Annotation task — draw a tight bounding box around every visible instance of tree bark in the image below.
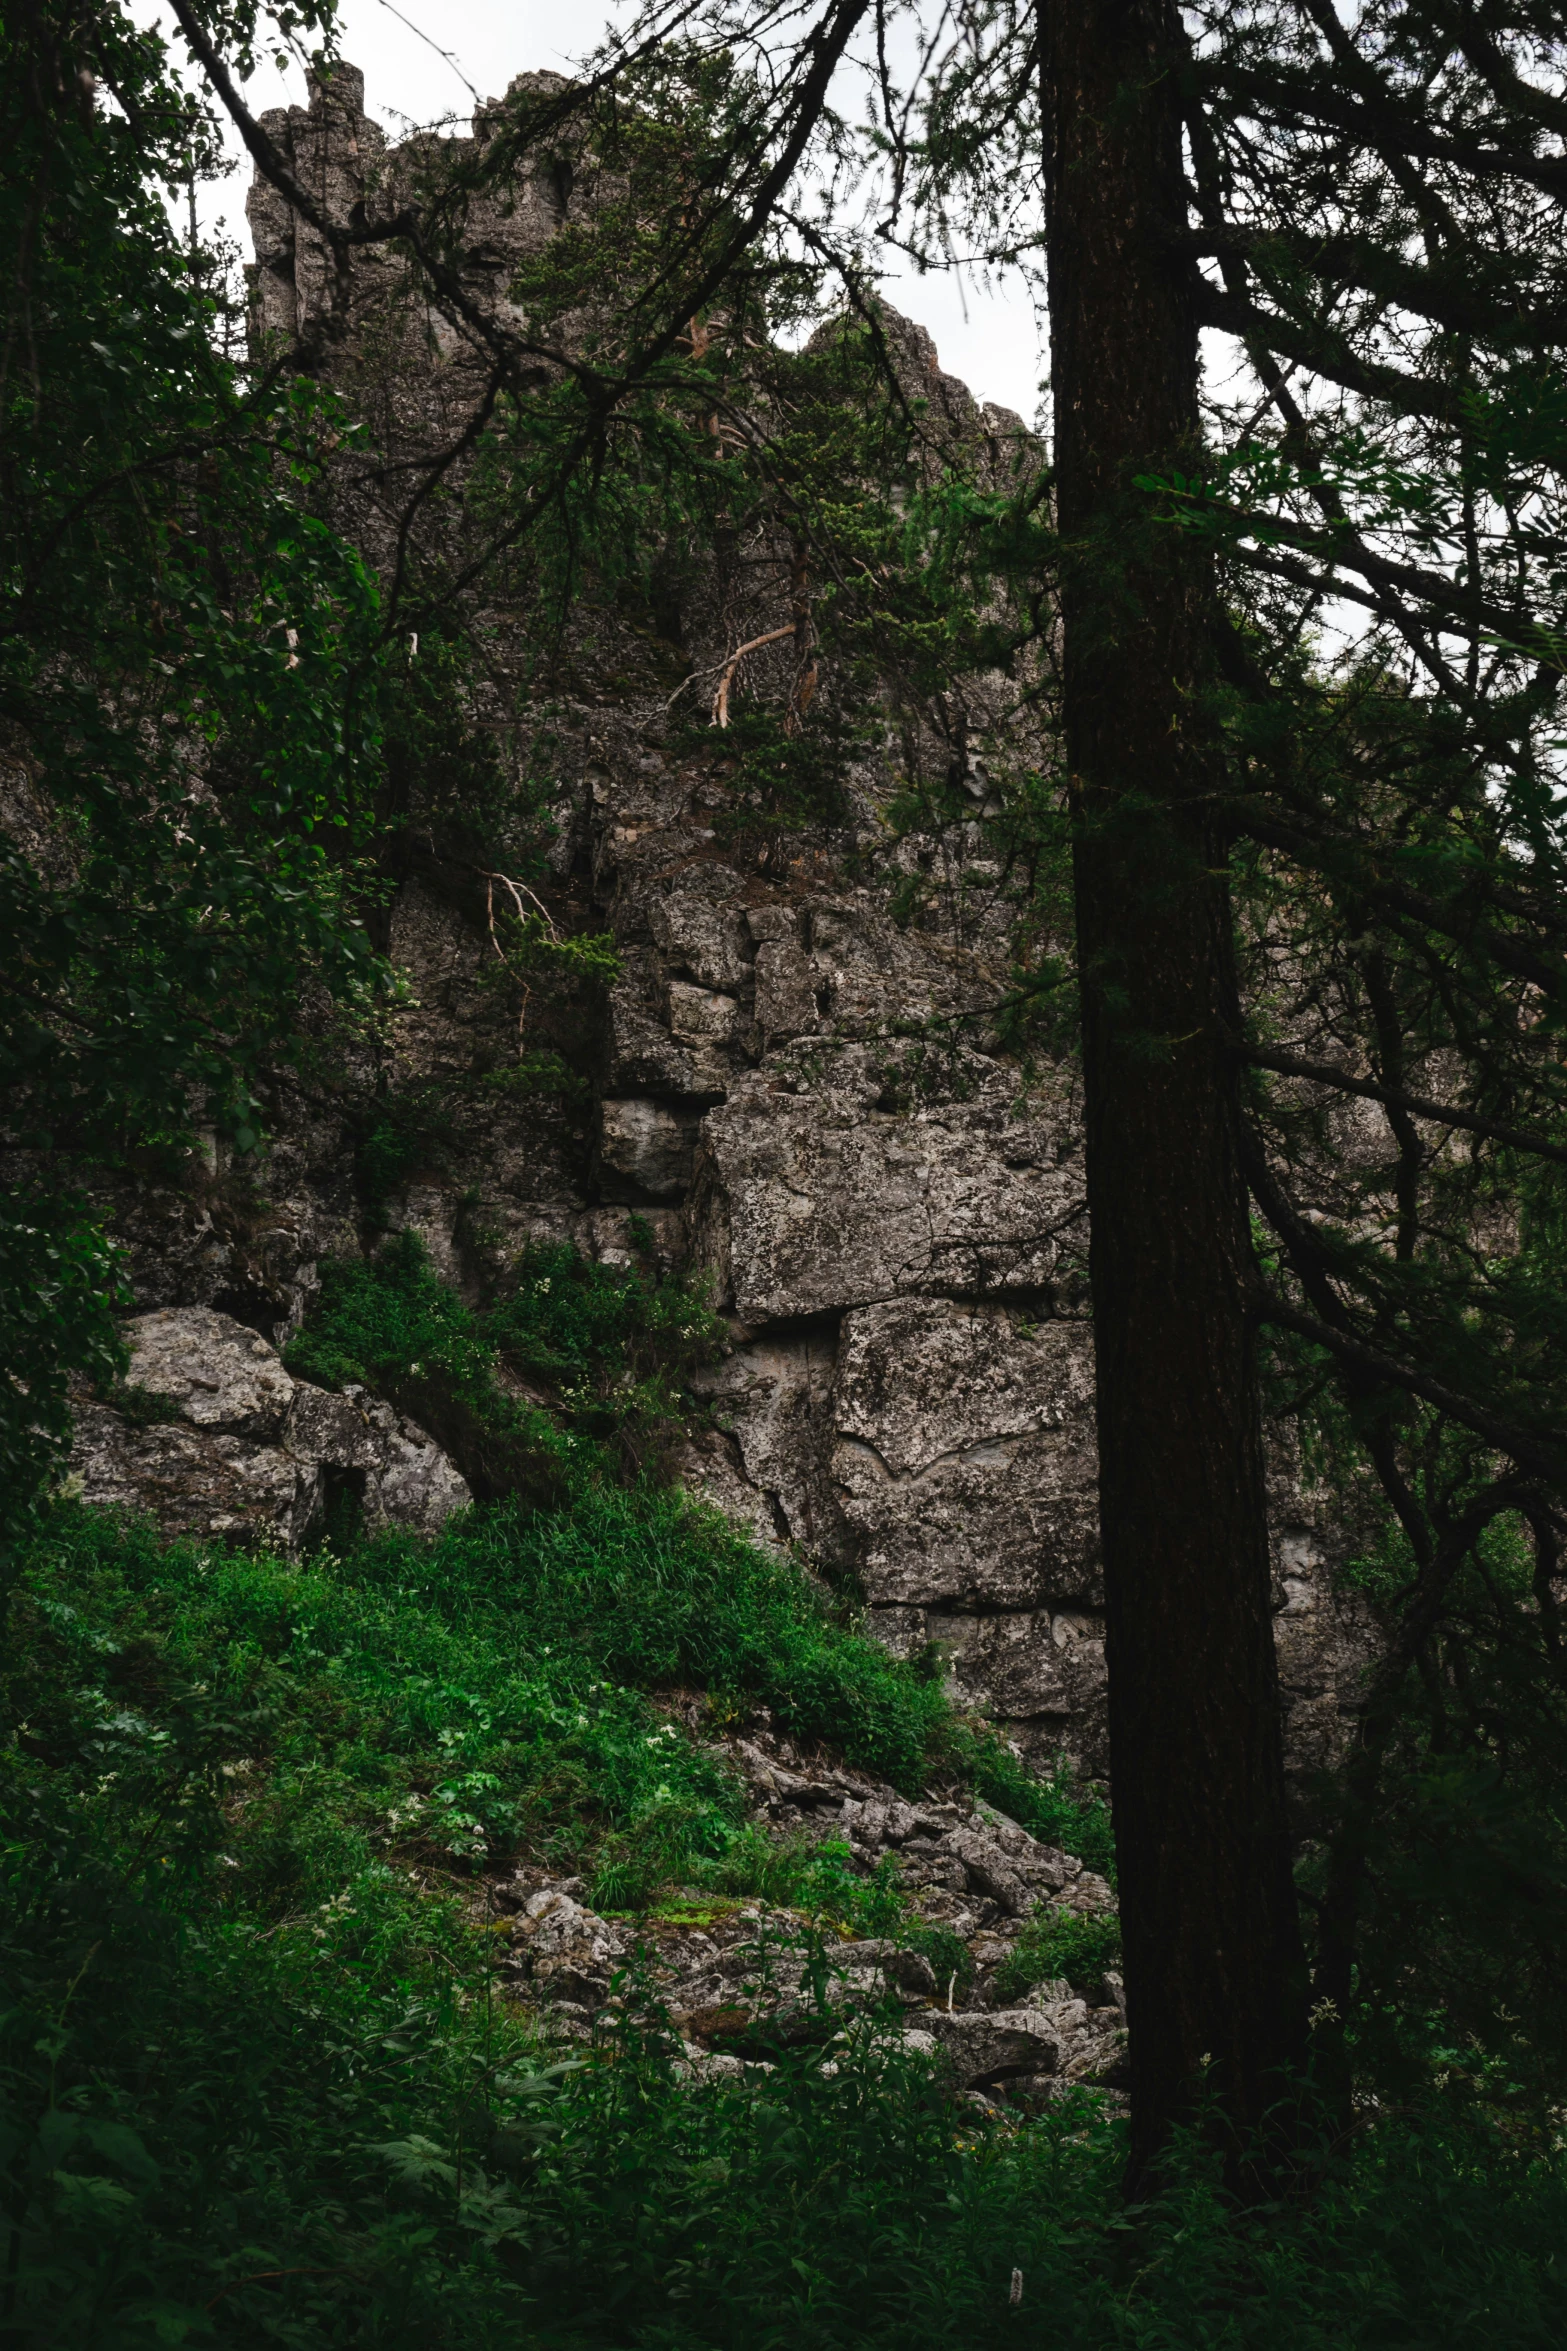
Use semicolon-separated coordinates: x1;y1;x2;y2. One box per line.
1037;0;1308;2187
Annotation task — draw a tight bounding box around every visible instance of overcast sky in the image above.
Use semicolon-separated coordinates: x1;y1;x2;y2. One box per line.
140;0;1048;424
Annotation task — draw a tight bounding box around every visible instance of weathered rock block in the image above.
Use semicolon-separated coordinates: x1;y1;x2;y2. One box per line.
693;1054;1084;1319
595;1098;701;1200
647;874;753;993
122;1305;295;1438
66;1307;469;1550
69;1404;322;1549
923;2006;1062;2084
833;1300;1099;1608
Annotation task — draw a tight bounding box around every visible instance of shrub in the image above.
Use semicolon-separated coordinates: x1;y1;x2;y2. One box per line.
993;1905;1123;2004
485;1230;727;1479
284;1232;571;1503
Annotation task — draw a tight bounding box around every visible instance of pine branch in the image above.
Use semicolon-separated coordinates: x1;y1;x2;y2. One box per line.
1182;224;1567;351
1230;803;1567;996
1257;1292;1567;1487
1240;1044;1567;1171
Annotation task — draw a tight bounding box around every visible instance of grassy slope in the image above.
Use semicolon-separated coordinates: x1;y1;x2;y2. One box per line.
3;1241;1565;2345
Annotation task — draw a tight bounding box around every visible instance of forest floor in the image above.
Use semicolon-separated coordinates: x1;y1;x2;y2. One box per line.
4;1497;1566;2348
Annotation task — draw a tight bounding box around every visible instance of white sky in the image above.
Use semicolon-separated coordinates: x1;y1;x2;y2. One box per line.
141;0;1049;425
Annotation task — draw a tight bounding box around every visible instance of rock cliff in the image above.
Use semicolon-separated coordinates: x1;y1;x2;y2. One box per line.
65;63;1370;1785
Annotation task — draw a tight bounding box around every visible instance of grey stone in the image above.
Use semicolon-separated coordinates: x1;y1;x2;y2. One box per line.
357;1403;472;1536
833;1302;1099;1609
745;904;802;947
692;1057;1085;1319
66;1307;468;1550
695;1323;846;1555
67;1401;322;1549
510;1890;626;2009
287;1381;384;1471
122;1305;295;1438
922;2006;1062;2085
647;877;752;992
603;990;696;1094
667;981;742;1044
595;1098;700;1200
837;1941;938;1996
753;938;818;1042
801;898;954;1036
942;1826;1031;1916
289;1383;469;1537
921;1610;1110;1772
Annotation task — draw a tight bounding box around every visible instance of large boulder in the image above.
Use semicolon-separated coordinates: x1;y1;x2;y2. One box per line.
66;1407;321;1550
67;1306;470;1549
120;1304;295;1438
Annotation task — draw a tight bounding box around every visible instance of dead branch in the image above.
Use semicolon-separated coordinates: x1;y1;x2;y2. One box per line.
711;625;795;726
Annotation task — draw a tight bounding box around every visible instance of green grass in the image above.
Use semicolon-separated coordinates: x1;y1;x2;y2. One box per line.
8;1241;1564;2344
278;1235;1113;1870
283;1229;730;1496
993;1906;1123;2004
5;1507;1567;2346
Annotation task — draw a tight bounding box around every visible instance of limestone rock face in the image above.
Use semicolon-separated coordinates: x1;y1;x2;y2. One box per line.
692;1053;1084;1321
832;1302;1099;1611
67;1307;470;1549
595;1098;700;1202
47;62;1376;1789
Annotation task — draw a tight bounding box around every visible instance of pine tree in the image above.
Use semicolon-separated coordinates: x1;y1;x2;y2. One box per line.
881;0;1567;2171
1030;0;1309;2190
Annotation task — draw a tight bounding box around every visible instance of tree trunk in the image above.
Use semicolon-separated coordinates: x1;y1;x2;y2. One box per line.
1037;0;1308;2188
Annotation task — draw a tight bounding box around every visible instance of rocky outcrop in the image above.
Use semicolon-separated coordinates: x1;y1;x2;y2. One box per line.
68;1306;469;1547
44;64;1375;1785
483;1721;1127;2106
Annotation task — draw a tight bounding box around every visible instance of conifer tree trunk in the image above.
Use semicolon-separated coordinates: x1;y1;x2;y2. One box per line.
1037;0;1307;2186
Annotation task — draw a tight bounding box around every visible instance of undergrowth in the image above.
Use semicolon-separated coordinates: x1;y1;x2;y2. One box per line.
285;1228;729;1494
993;1907;1123;2005
5;1507;1567;2346
7;1242;1563;2343
280;1236;1112;1865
